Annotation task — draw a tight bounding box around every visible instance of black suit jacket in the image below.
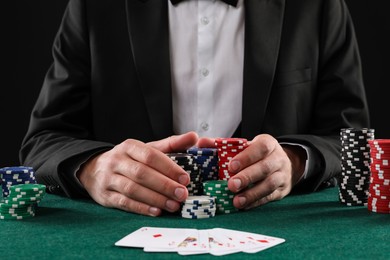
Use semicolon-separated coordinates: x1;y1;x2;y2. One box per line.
20;0;369;197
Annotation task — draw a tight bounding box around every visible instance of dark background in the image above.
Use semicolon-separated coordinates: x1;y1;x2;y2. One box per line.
1;0;389;167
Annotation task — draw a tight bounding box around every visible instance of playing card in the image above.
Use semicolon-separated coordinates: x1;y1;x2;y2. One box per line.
213;228;285;253
115;226;196;252
142;227;197;252
207;228;242;256
177;229;210;255
115;226;285;255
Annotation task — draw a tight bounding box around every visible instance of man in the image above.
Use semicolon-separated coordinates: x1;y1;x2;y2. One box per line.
20;0;369;216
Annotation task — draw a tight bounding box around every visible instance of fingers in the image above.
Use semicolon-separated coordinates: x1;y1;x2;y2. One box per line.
147;131;199;153
197;137;216;148
232;171;291;210
228;134;280;192
78;138;194;217
227;134;294;209
121;139;190;186
106;173;186;214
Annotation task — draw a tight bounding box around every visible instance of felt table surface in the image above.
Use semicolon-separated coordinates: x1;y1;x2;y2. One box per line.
1;187;389;260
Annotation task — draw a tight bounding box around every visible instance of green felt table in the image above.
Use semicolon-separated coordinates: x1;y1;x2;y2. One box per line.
1;187;389;259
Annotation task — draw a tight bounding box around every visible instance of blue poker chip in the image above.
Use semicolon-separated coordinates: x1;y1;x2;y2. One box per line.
187;147;218;156
0;166;34;175
1;166;37;198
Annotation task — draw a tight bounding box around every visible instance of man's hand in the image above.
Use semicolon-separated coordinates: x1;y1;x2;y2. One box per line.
224;134;307;209
77;132;199;216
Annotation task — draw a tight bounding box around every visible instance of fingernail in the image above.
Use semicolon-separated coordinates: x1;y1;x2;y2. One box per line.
174;187;186;200
238;196;247;207
149;207;160;216
232;178;242;190
166;200;179;211
178;174;189;185
230;160;241;172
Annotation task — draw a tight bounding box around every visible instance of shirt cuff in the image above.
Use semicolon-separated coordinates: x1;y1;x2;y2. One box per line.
280;142;310;183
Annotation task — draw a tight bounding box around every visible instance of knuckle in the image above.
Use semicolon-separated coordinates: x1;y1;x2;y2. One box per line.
122;181;137;196
122;138;136;147
161;178;173;192
134;201;145;214
141;148;156;165
266;174;279;191
117;196;129;210
131;163;147;180
260;160;273;175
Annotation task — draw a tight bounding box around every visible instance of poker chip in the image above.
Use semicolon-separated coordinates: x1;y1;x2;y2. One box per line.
0;183;46;220
215;138;248;180
339;128;374;206
367;139;390;214
181;195;216;219
186;147;219;182
203;180;238;214
0;166;37;197
166;153;203;196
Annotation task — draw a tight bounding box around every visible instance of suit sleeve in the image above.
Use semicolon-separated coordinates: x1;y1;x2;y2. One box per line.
19;0;113;198
278;0;370;192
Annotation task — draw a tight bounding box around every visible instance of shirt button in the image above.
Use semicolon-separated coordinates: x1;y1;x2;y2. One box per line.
201;122;209;131
201;68;209;77
200;16;210;25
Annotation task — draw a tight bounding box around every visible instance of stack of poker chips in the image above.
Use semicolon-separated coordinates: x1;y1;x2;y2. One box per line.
0;184;46;220
166;153;202;196
186;147;219;182
0;166;37;198
339;128;374;206
181;195;216;219
215;138;248;180
203;180;237;214
368;139;390;213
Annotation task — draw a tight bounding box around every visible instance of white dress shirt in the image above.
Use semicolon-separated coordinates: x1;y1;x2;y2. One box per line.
168;0;245;138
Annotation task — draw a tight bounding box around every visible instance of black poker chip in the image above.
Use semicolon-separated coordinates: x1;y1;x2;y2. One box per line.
339;128;374;206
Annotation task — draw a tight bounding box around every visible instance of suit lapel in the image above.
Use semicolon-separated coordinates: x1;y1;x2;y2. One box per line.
125;0;173;139
242;0;285;139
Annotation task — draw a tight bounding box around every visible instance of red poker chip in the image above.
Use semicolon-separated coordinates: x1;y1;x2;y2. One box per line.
370;177;390;182
370;155;390;161
367;207;390;214
368;194;390;200
369;186;390;194
367;202;390;209
371;157;390;163
368;202;390;207
370;172;390;178
370;161;390;168
369;193;390;200
215;137;248;143
368;202;390;208
369;139;390;145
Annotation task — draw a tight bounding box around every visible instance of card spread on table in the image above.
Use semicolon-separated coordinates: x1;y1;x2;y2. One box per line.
115;227;285;256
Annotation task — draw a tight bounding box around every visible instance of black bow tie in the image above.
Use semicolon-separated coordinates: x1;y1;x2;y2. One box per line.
170;0;238;7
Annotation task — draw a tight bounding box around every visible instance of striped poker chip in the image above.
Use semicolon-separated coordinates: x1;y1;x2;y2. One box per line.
187;147;218;156
0;182;46;221
181;195;216;219
181;213;214;219
215;138;248;180
1;166;37;197
339;128;374;206
166;153;202;196
186;147;219;182
202;180;237;214
184;195;215;205
367;139;390;213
